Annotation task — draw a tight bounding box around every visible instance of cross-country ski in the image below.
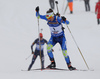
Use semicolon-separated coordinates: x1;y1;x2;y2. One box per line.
21;68;94;71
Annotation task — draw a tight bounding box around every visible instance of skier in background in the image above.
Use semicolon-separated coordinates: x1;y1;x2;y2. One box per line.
84;0;90;11
28;33;47;70
49;0;55;9
35;6;76;70
67;0;73;14
95;0;100;24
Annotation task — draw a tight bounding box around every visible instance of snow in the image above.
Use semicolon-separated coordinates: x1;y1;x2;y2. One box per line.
0;0;100;79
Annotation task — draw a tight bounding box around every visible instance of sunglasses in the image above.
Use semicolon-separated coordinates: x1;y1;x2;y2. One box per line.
46;15;53;19
46;12;54;19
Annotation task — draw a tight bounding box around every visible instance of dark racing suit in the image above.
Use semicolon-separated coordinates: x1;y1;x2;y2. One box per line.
28;38;47;70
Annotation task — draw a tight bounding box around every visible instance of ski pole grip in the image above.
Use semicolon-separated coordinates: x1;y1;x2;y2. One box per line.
55;1;58;4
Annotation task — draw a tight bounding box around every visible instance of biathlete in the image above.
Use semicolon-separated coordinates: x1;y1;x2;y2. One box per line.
35;6;76;70
28;33;47;70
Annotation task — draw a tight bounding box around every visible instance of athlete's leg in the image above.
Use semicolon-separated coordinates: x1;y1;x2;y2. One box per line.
60;36;71;65
40;51;44;69
68;2;73;13
28;50;38;70
47;36;56;68
47;36;56;61
60;36;76;70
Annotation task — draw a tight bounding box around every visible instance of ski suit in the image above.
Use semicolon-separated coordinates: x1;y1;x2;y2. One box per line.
95;1;100;24
36;12;71;66
95;1;100;19
28;38;47;70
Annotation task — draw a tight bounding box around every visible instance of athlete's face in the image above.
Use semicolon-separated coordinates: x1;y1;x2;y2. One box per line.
46;12;54;21
40;37;43;40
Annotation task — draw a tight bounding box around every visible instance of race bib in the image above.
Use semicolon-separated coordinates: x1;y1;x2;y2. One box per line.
36;45;44;50
49;25;62;34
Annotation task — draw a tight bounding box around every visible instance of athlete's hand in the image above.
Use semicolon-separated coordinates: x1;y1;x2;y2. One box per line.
32;52;34;54
35;6;39;12
61;16;66;21
52;49;54;52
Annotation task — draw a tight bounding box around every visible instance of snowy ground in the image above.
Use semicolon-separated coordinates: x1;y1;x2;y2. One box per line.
0;0;100;79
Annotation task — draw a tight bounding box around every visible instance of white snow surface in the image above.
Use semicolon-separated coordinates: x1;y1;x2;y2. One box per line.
0;0;100;79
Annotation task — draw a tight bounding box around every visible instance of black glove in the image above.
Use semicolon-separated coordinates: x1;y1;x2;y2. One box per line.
61;16;66;21
56;13;60;17
35;6;39;12
32;51;34;54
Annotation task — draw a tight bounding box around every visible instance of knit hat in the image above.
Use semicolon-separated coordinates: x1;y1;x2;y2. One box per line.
39;33;43;37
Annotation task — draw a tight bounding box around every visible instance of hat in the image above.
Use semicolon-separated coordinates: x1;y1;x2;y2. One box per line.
46;8;53;13
39;33;43;37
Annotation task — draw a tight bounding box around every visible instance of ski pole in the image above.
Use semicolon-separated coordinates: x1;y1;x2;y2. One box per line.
55;1;59;14
37;16;42;70
25;54;32;60
65;23;89;70
55;1;68;60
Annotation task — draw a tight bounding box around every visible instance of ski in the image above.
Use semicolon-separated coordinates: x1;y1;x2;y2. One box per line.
21;68;69;71
43;68;69;71
44;68;94;71
21;68;94;71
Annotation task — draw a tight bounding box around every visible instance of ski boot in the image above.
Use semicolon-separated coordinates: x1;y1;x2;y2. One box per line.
68;65;76;71
46;61;56;69
28;67;31;71
28;63;33;71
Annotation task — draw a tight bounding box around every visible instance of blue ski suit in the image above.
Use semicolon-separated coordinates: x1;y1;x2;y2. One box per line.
36;12;71;65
